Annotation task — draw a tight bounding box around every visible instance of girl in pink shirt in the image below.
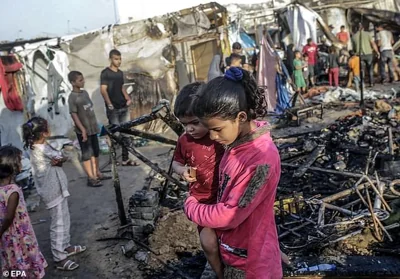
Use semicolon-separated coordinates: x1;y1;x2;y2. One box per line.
185;67;282;279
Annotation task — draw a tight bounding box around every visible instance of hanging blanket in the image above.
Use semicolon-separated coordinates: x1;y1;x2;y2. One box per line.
0;56;23;111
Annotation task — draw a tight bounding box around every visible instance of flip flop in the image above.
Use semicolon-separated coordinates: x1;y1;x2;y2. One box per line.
56;259;79;271
66;245;87;257
121;160;139;166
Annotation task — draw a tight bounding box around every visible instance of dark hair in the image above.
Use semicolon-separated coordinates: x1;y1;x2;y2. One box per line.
0;145;22;180
303;53;308;58
194;67;265;120
329;46;336;53
68;71;83;83
232;42;242;50
174;82;205;118
294;50;301;56
307;38;313;43
341;25;345;29
109;49;121;58
22;117;49;150
349;50;355;56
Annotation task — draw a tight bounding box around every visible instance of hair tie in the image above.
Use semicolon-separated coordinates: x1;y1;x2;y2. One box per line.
27;121;33;128
225;67;243;82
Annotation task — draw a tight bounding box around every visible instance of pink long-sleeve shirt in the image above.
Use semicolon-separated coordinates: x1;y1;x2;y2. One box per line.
185;121;282;279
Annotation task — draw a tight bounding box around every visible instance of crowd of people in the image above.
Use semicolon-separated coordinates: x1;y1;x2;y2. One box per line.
286;23;399;95
0;44;286;278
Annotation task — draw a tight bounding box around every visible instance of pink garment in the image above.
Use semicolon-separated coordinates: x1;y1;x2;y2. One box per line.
0;184;47;278
329;68;339;87
185;121;282;279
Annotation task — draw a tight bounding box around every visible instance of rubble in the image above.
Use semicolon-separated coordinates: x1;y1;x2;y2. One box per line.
278;105;400;276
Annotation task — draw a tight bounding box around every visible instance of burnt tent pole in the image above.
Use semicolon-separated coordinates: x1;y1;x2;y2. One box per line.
359;14;365;111
108;137;128;226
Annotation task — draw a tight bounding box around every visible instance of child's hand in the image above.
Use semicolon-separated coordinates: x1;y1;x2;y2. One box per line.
181;168;197;183
51;158;63;167
82;130;88;142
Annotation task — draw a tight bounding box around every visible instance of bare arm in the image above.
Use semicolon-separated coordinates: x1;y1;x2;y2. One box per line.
122;86;130;102
100;85;113;106
0;192;19;237
71;113;86;135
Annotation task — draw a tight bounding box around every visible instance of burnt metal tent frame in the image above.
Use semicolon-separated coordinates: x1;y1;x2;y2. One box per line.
103;100;186;225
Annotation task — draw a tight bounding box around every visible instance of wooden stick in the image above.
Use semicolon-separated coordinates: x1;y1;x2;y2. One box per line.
365;186;383;241
363;175;391;212
322;183;368;203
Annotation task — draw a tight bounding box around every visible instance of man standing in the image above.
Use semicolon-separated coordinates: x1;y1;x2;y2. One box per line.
302;38;318;87
100;49;138;166
225;42;249;70
352;24;380;87
376;24;395;83
336;25;350;47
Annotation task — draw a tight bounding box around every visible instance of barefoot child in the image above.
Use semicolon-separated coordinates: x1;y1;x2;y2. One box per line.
185;67;282;278
22;117;86;271
68;71;110;187
0;145;48;278
172;82;225;279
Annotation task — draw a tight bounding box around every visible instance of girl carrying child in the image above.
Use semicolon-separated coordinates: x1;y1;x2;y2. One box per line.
22;117;86;271
185;67;282;279
0;145;47;278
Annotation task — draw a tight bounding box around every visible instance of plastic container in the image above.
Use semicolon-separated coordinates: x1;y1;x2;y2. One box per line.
297;264;336;273
99;137;110;155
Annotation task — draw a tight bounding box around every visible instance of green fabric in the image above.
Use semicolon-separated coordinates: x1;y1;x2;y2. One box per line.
293;59;306;88
353;31;373;55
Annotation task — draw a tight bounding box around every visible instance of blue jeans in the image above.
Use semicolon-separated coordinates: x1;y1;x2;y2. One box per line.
380;50;395;81
106;107;130;161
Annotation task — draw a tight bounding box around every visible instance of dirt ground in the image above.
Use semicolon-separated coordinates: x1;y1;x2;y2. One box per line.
28;143;172;279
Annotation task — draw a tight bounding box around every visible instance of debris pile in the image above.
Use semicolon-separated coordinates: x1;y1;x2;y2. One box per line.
277;107;400;276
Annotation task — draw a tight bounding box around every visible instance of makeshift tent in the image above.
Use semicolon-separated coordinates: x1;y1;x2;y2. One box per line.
8;2;228;136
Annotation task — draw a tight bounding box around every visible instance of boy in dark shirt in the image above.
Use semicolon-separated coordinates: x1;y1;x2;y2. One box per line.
68;71;110;187
172;82;225;279
100;49;137;166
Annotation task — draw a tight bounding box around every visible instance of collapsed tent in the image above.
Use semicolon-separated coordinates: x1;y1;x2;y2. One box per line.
347;8;400;33
4;3;228;136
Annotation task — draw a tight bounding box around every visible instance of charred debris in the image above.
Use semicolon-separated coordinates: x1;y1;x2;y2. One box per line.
276;99;400;277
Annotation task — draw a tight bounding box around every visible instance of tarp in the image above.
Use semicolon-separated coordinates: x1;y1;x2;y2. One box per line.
257;36;277;112
285;5;318;51
347;8;400;33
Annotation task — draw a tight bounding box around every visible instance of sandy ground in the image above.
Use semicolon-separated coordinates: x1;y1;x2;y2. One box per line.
28;143;173;279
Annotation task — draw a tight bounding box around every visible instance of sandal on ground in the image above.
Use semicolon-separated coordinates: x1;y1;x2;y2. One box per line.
56;259;79;271
121;160;139;166
97;173;112;180
87;179;102;187
66;245;87;257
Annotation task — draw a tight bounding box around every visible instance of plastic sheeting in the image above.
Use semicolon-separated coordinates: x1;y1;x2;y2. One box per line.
228;24;256;57
275;62;292;114
257;36;277;112
286;5;318;51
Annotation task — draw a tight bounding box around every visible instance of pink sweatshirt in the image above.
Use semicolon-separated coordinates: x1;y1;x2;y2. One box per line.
185;121;282;279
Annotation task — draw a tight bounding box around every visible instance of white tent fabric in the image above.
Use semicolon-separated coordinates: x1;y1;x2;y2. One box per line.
286;5;318;50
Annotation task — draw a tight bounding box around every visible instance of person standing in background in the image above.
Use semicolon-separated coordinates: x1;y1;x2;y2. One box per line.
376;24;395;84
336;25;350;49
302;38;318;87
100;49;138;167
327;46;340;87
352;24;380;87
225;42;248;71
